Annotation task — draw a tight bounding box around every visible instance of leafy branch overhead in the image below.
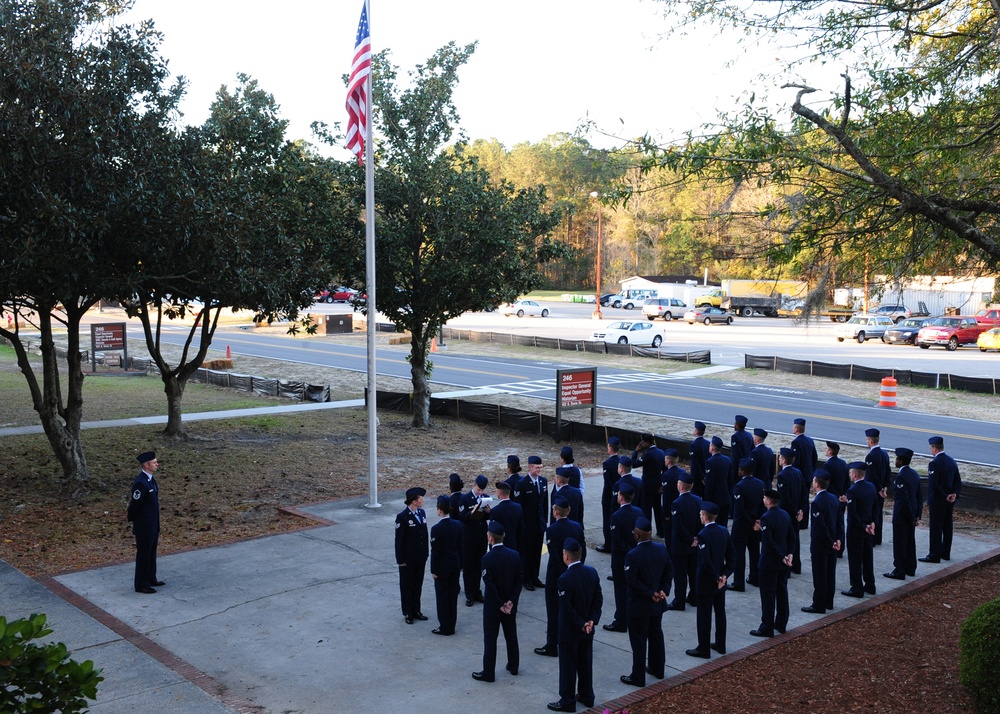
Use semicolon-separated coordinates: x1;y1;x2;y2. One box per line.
637;0;1000;283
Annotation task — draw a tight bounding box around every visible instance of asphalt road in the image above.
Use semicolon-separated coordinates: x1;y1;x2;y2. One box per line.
126;313;1000;467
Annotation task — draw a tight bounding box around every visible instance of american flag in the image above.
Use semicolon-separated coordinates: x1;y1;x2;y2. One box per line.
345;2;371;165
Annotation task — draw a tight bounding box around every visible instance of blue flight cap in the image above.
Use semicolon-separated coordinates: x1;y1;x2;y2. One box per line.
711;436;724;448
702;501;719;515
634;516;652;532
563;537;582;554
928;436;944;447
753;428;768;439
475;474;489;489
848;461;867;471
487;521;505;536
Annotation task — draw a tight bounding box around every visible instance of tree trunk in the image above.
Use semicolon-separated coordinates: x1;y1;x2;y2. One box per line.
0;304;93;483
162;374;187;437
409;327;432;427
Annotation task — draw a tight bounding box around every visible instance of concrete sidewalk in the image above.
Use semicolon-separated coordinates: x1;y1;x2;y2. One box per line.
3;472;996;713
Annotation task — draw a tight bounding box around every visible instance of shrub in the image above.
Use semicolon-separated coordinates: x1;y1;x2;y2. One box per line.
0;613;103;713
959;595;1000;713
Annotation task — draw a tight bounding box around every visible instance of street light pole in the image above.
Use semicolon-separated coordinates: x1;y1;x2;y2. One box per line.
590;191;603;320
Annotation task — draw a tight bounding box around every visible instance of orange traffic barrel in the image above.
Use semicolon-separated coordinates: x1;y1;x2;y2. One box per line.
878;376;897;408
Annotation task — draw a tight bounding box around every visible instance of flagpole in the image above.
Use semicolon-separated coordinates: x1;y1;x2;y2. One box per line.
363;0;380;509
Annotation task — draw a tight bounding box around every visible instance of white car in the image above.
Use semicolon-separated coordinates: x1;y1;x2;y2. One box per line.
834;314;894;343
502;299;549;317
592;320;667;348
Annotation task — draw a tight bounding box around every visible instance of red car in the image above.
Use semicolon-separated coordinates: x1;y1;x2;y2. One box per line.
974;308;1000;328
915;316;985;351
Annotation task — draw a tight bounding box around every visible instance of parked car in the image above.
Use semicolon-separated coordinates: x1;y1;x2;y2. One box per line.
683;306;733;325
643;297;687;321
871;304;913;323
599;293;617;307
330;287;357;302
978;327;1000;352
314;286;334;303
592;320;668;347
974;308;1000;328
882;316;936;345
916;316;985;350
502;299;549;318
834;314;894;343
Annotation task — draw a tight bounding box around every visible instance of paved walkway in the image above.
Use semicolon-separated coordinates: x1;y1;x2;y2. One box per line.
5;474;998;713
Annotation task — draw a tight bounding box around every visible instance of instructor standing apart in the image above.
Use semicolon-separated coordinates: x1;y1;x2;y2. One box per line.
128;451;163;594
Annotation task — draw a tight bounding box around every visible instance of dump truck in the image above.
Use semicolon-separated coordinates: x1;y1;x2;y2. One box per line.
695;280;809;317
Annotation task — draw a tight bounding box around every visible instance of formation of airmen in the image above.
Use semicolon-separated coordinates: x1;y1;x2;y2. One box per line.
393;420;962;712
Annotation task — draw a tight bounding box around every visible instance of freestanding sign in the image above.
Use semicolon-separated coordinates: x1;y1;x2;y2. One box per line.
555;368;597;441
90;323;128;372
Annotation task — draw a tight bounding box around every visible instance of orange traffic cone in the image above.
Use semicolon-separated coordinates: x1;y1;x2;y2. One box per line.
430;339;437;353
226;345;232;359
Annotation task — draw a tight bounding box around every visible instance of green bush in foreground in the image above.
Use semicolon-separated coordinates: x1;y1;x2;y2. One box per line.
0;614;103;713
960;594;1000;713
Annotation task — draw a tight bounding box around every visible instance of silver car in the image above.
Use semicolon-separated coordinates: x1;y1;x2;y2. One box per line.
834;314;894;343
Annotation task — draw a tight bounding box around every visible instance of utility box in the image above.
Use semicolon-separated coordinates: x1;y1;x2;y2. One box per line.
325;314;353;334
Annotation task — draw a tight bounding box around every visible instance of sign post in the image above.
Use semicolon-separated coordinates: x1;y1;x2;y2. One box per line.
90;323;128;372
555;368;597;441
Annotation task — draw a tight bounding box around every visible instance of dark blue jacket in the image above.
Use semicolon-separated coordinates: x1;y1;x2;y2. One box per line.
670;492;703;555
927;452;961;507
624;540;672;616
613;473;644;512
632;445;665;492
689;436;710;489
704;453;733;508
865;446;891;492
824;456;850;497
758;506;793;572
489;498;524;553
482;543;523;615
602;454;621;509
892;465;924;523
513;475;548;533
545;517;586;585
846;479;877;532
557;562;602;643
395;506;429;565
732;476;766;531
611;504;643;570
551;484;584;526
776;466;803;522
430;516;463;575
810;489;840;553
127;472;160;535
750;443;775;486
696;522;735;584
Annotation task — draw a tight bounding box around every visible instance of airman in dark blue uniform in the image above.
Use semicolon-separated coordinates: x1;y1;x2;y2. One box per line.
885;447;923;579
536;496;586;658
430;494;464;635
751;489;794;637
457;475;491;606
730;415;754;499
548;538;602;713
659;448;682;549
598;437;622;552
559;445;584;493
621;517;672;687
551;467;584;528
503;454;522;489
395;486;429;624
686;502;735;659
705;436;733;528
127;451;162;594
473;521;523;683
606;480;641;632
791;418;818;530
668;471;702;611
864;428;891;545
842;462;877;598
803;473;841;614
632;433;665;537
921;435;961;563
689;421;710;497
750;427;775;487
776;447;804;574
729;458;765;592
823;441;850;559
489;481;524;555
615;454;644;512
514;455;548;589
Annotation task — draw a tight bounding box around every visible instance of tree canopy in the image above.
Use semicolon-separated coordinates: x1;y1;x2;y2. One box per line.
639;0;1000;293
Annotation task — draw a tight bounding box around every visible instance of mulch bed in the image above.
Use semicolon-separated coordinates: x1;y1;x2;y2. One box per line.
626;558;1000;714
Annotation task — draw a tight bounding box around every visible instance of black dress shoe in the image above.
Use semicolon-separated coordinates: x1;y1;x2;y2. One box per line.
547;701;576;712
413;612;429;620
432;628;452;635
646;666;664;678
533;579;545;588
710;642;726;654
607;575;614;581
602;623;627;632
750;628;773;637
577;695;595;708
941;555;951;561
726;584;745;592
506;664;518;676
534;646;558;657
471;671;494;683
747;579;759;587
801;605;826;614
405;615;414;624
135;587;156;594
841;589;864;598
150;580;165;587
666;602;685;611
620;674;645;687
686;596;697;606
685;648;710;659
466;599;474;607
775;625;786;634
906;571;916;577
594;545;610;553
474;593;486;603
524;583;535;592
883;571;905;580
864;586;877;595
918;555;941;563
